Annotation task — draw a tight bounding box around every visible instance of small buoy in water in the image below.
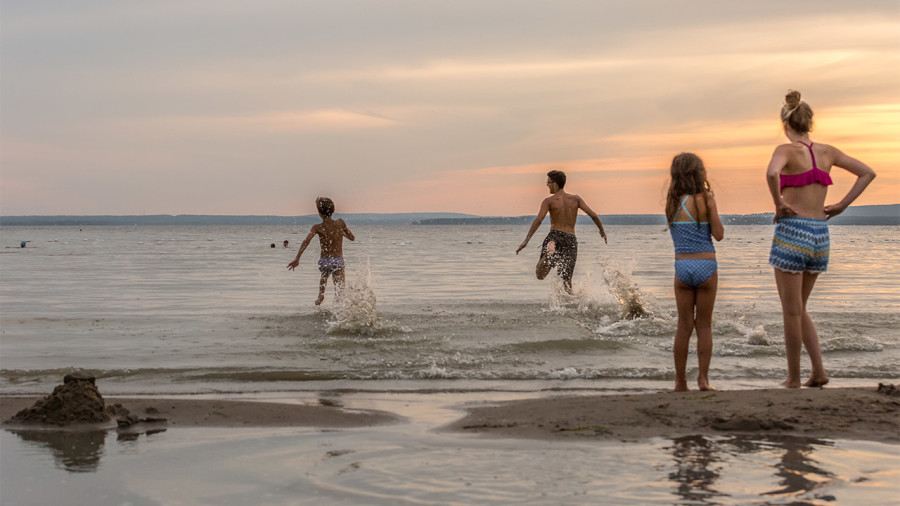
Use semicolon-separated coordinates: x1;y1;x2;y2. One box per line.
20;241;27;248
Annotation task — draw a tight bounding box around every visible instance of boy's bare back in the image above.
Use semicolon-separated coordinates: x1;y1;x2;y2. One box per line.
312;218;352;258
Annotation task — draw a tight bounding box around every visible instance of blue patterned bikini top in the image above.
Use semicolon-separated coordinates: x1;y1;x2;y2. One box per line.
670;195;715;254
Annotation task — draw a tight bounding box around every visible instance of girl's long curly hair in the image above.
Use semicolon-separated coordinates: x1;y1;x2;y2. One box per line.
665;153;711;228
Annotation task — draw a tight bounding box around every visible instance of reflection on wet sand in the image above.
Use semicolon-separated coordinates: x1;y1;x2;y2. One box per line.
9;430;107;473
667;435;837;504
668;435;727;503
9;426;166;473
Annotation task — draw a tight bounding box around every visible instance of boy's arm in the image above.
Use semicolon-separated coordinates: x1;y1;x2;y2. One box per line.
577;196;607;244
340;219;355;241
516;199;550;254
287;227;317;271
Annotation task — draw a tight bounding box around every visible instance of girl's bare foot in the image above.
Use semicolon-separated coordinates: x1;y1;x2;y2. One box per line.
780;379;801;388
804;376;829;387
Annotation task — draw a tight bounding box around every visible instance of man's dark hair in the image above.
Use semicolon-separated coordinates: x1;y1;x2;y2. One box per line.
316;197;335;217
547;170;566;189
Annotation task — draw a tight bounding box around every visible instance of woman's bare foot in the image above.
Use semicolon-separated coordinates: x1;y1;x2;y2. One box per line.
780;379;801;388
674;381;689;392
804;376;829;387
698;382;716;392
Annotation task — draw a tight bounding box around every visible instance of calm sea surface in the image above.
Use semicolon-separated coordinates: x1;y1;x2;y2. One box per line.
1;224;898;505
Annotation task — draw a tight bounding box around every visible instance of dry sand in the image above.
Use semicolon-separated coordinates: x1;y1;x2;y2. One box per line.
1;396;402;429
444;386;900;443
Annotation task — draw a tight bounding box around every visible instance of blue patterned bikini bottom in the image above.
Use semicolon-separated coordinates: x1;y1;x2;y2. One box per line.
674;259;717;287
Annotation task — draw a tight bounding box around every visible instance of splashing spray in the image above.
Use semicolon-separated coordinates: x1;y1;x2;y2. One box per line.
600;260;651;319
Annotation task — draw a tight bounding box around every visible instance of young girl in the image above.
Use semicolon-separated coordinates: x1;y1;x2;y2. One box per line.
666;153;724;391
766;90;876;388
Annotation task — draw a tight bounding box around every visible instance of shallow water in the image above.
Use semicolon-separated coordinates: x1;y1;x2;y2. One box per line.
1;225;897;395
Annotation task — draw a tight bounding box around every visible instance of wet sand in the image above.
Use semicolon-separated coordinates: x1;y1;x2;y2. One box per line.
444;386;900;443
3;387;898;443
0;396;403;429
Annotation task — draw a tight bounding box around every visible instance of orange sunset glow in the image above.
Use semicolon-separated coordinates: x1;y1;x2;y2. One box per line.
1;2;897;216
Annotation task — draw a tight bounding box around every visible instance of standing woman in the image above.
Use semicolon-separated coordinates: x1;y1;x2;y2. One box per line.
666;153;724;392
766;90;876;388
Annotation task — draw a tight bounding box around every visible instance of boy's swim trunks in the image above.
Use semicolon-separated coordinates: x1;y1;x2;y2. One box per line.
318;256;345;275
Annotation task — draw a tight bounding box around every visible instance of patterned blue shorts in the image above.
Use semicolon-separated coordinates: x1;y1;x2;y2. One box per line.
769;217;829;273
318;256;345;275
674;259;717;287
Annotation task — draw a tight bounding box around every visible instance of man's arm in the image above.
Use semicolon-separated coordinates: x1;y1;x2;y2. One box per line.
287;226;318;271
577;196;607;244
516;199;550;254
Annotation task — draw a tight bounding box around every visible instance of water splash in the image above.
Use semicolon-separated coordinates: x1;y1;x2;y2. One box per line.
599;260;651;319
325;260;380;334
547;271;595;312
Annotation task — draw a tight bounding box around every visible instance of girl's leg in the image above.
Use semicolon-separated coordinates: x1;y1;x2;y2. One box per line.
800;272;828;386
694;271;718;391
774;269;804;387
673;278;697;392
315;273;328;306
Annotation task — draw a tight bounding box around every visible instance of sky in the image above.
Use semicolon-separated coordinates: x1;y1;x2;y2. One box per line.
1;0;898;216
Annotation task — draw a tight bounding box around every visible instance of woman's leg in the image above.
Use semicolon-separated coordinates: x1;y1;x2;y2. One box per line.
800;272;828;386
774;269;804;387
694;271;718;391
673;277;696;392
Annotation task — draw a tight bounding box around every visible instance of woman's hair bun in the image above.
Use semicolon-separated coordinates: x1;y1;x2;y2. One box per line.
785;90;802;108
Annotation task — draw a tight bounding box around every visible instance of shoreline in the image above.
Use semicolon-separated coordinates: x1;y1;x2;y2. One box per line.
2;386;898;443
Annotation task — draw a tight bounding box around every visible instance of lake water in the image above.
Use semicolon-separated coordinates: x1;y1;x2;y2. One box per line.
1;224;898;504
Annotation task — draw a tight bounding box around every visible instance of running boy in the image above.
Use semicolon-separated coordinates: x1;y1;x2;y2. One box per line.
287;197;355;305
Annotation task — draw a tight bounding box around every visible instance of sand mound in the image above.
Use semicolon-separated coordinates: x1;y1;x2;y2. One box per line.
8;373;111;426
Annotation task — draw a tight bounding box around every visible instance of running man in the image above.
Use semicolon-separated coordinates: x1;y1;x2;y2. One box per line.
516;170;607;292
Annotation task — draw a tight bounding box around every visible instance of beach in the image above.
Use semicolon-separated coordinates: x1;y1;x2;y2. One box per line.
3;386;899;504
4;385;898;439
445;386;900;443
2;224;898;504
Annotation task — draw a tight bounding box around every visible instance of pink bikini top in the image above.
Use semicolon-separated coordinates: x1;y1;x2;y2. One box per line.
780;141;833;191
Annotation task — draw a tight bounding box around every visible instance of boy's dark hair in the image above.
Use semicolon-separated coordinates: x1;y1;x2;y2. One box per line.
547;170;566;189
316;197;335;217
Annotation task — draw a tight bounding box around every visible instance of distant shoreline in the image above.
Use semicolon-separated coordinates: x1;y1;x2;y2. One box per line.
1;204;897;226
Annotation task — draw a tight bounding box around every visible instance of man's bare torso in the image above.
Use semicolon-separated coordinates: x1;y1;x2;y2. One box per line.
546;192;581;234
